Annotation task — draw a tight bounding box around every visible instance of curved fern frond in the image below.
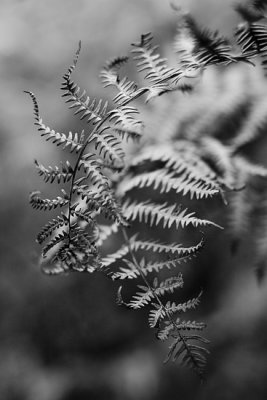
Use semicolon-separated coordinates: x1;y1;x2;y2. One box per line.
165;291;203;315
25;91;84;153
91;129;125;168
128;275;185;310
131;32;181;85
109;106;143;138
61;50;109;124
100;56;146;105
118;169;219;200
111;242;204;280
29;191;69;211
34;160;74;184
42;230;69;257
78;153;110;189
72;185;125;224
122;200;221;229
36;214;69;244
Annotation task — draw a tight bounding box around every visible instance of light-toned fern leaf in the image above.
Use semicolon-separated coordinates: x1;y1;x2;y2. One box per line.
132;237;204;256
148;305;165;328
91;128;125;168
131;32;181;85
165;291;203;315
111;242;203;280
78;153;110;189
109;106;143;139
100;56;146;105
153;274;184;296
122;200;221;229
118;169;219;200
129;284;155;309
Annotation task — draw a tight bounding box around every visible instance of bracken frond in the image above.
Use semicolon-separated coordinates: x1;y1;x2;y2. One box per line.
36;213;69;244
122;200;221;229
29;191;69;211
34;160;74;184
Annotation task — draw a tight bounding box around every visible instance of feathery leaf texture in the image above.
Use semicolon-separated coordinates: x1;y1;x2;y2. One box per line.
26;4;267;378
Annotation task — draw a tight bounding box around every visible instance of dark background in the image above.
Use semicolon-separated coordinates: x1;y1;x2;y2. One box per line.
1;0;267;399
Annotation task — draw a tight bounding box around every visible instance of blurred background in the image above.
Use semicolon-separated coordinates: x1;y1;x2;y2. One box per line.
2;0;267;399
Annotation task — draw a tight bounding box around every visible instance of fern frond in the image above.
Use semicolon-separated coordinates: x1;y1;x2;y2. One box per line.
174;13;235;69
91;129;125;168
111;243;203;280
25;91;84;153
100;57;146;105
29;191;69;211
109;106;143;138
132;237;204;256
130;143;221;188
72;185;125;224
153;274;184;296
122;200;221;229
175;320;207;331
148;305;165;328
78;153;110;189
100;56;129;87
118;169;219;200
129;284;155;309
42;230;69;257
165;291;203;315
156;322;175;341
165;334;209;377
36;214;69;244
235;21;267;70
131;32;181;85
34;160;74;184
69;204;96;225
61;53;109;124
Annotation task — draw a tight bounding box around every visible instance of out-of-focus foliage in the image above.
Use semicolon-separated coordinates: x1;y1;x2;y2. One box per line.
2;0;267;399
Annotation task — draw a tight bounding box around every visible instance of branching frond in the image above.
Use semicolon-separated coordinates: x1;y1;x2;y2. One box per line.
122;200;221;229
25;91;84;153
165;291;203;315
29;191;69;211
34;160;74;184
131;32;181;86
118;168;219;200
100;56;146;105
36;214;69;244
91;129;125;168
